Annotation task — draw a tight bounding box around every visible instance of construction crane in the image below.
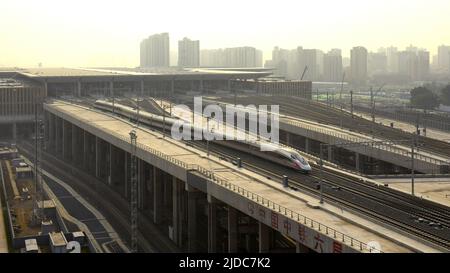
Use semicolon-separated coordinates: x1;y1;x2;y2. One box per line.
300;66;308;81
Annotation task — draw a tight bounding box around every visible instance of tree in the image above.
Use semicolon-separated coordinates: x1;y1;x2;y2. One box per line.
440;84;450;106
410;87;439;110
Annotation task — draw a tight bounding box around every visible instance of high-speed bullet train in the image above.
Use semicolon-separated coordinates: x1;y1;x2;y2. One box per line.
94;100;312;174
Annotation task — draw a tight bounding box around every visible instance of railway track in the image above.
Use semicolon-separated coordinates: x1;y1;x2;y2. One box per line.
183;140;450;251
51;98;450;250
214;95;450;159
17;141;178;253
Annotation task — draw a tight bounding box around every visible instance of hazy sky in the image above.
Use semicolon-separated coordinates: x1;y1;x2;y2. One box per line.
1;0;450;67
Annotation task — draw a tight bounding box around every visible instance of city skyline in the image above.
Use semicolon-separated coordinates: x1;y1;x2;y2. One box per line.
1;0;450;67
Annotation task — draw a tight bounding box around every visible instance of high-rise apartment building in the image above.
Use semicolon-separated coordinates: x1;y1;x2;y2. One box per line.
223;47;258;67
140;33;170;67
323;49;343;82
398;51;416;80
417;50;430;80
368;52;387;75
178;37;200;67
256;50;263;67
350;46;368;86
301;49;318;81
397;49;429;81
200;47;262;68
271;47;291;78
386;46;399;73
200;49;225;67
438;45;450;72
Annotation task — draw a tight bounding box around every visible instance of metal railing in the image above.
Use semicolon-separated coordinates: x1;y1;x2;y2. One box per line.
48;100;382;253
283;119;448;166
111;128;380;253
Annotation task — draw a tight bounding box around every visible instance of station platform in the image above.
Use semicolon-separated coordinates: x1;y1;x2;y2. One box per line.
45;100;444;252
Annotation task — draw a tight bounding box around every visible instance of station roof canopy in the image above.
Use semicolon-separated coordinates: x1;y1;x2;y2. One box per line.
13;67;273;83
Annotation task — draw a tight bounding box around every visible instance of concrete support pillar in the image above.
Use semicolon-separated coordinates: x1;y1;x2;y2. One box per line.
187;184;200;252
258;222;270;253
228;206;238;253
48;114;54;151
55;117;60;155
199;79;204;93
172;177;181;246
54;116;59;153
83;130;88;171
255;79;260;94
74;126;83;166
108;144;113;186
62;120;67;159
50;115;55;151
44;80;48;97
12;123;17;140
77;80;82;97
227;79;232;91
124;153;129;199
207;194;218;253
163;174;170;208
153;166;163;224
355;153;361;172
305;138;310;153
109;80;114;97
327;145;332;162
44;113;49;150
71;125;76;164
296;241;309;253
285;132;290;145
95;137;99;178
137;159;145;209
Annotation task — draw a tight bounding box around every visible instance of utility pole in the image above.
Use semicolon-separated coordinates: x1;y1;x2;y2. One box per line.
163;105;166;138
411;137;415;196
326;92;329;107
350;90;354;118
339;72;345;111
111;78;115;115
136;98;140;127
33;103;40;222
206;117;211;157
370;87;375;138
33;100;45;223
370;86;375;123
233;80;237;106
129;130;138;253
39;121;45;221
415;112;420;135
423;109;427;137
319;144;324;204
